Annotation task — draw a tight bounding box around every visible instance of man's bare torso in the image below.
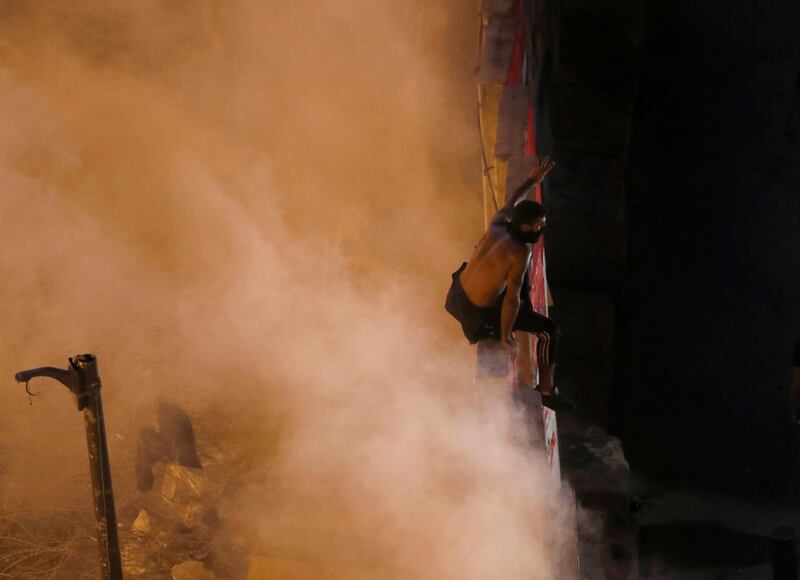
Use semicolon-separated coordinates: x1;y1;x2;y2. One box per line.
460;223;531;307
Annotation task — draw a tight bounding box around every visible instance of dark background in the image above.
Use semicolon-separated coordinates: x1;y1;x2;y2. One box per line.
619;0;800;492
546;0;800;494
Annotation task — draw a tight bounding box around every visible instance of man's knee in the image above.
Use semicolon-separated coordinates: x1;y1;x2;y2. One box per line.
540;316;560;339
536;318;561;360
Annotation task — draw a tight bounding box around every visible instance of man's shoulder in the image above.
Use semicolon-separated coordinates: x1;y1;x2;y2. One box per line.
486;222;508;237
488;224;521;246
484;226;530;262
506;238;531;258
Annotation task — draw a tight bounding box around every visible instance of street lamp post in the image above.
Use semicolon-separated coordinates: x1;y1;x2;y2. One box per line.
14;354;123;580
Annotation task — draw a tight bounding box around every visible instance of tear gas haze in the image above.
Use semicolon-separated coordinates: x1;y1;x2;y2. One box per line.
0;1;573;577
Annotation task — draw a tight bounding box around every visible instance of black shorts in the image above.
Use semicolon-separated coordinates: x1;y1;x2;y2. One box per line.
445;262;560;362
445;262;504;343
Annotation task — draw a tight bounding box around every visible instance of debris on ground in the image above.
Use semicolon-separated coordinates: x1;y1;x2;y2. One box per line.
171;559;218;580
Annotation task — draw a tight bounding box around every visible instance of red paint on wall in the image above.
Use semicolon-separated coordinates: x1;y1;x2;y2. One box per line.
506;1;526;85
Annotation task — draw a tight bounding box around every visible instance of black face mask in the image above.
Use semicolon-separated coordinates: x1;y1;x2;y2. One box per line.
507;222;545;244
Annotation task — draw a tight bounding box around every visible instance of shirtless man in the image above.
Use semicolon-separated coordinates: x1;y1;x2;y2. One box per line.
446;156;564;405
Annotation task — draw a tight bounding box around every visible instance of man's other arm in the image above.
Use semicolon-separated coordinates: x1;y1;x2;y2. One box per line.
500;250;531;353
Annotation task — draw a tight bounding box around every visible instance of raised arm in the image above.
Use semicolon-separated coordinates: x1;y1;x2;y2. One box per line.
490;156;555;226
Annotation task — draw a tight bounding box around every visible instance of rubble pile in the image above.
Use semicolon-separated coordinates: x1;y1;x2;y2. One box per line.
120;403;250;579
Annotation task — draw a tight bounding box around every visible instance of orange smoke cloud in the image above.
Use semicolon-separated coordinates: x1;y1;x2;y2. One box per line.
0;1;573;578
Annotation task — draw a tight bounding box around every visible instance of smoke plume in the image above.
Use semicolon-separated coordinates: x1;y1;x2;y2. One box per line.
0;1;573;577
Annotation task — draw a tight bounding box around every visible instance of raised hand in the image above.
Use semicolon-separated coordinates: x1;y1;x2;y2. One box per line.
528;155;555;183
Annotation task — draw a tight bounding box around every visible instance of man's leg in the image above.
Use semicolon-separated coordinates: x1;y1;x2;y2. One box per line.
514;332;535;388
513;307;560;395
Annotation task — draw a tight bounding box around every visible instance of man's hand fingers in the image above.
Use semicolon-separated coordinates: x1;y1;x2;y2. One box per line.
532;156;555;179
502;337;519;359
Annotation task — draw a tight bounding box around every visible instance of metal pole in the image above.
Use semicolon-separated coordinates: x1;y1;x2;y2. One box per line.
14;354;123;580
76;355;123;580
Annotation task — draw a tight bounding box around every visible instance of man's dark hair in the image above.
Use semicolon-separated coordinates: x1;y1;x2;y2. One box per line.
510;200;546;228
